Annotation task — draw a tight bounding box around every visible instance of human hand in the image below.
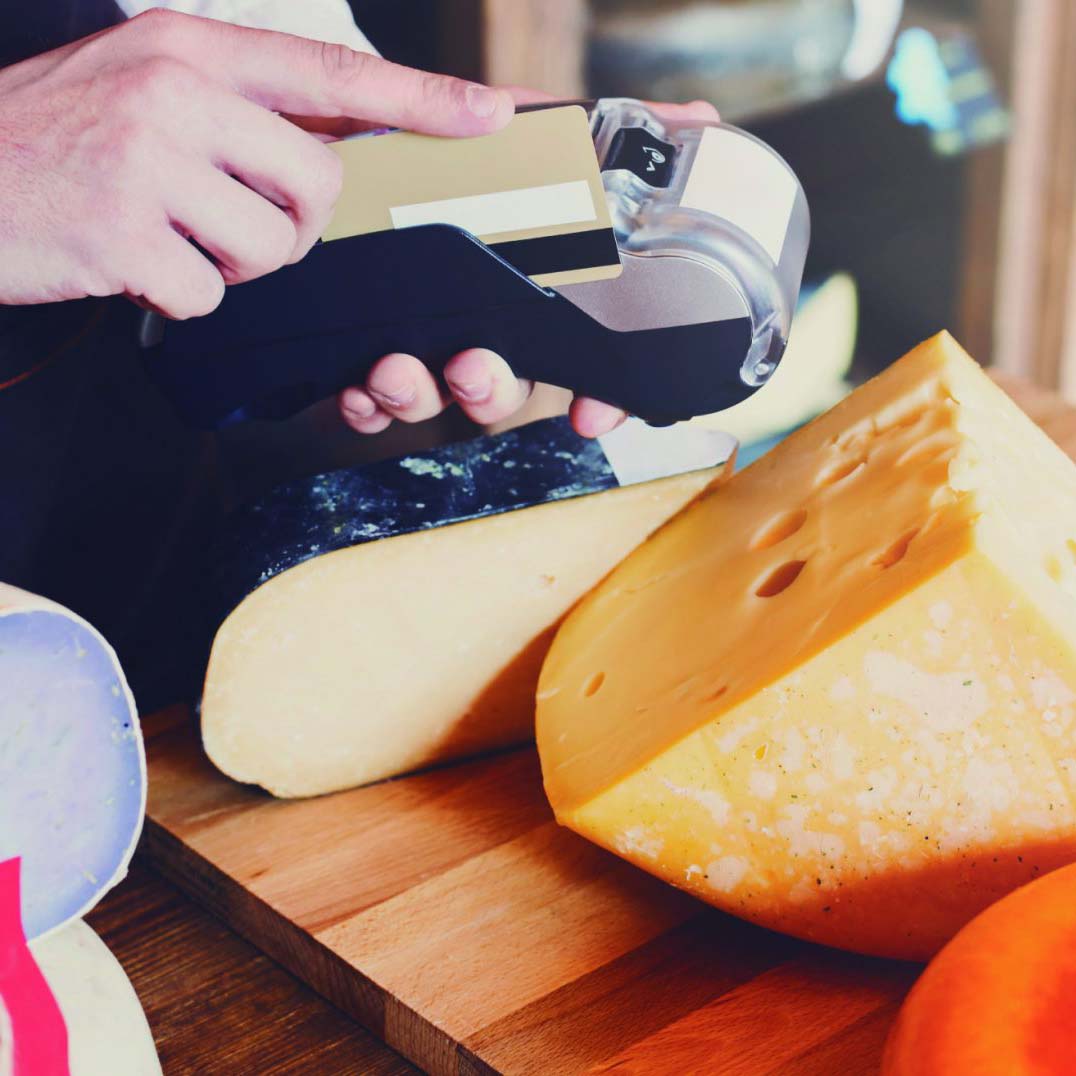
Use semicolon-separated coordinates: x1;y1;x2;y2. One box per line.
0;13;715;441
0;8;514;319
338;93;720;439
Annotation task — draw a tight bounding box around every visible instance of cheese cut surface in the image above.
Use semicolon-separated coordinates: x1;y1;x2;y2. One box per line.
536;333;1076;959
31;920;161;1076
0;585;145;942
203;420;730;797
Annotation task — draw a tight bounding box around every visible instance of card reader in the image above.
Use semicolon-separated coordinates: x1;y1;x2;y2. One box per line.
141;98;809;428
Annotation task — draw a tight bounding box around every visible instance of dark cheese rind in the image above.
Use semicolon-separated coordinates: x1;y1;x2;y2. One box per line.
212;417;615;623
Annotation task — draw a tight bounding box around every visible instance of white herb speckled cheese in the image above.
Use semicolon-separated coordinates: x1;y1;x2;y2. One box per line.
537;333;1076;960
0;585;145;942
31;920;162;1076
0;585;158;1073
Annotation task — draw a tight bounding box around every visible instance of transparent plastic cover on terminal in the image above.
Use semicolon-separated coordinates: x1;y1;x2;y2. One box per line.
585;98;810;392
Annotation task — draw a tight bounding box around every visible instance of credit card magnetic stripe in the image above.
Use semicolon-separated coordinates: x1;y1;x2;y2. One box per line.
488;229;621;280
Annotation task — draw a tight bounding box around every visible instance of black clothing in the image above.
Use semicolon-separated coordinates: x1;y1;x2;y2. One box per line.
0;2;461;709
0;1;216;707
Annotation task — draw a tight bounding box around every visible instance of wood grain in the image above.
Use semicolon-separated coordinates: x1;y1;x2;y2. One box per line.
434;0;587;97
87;863;415;1075
141;379;1076;1075
990;0;1076;397
479;0;587;98
957;0;1015;368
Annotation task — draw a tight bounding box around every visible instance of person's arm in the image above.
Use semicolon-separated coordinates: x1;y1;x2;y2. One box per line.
104;5;631;435
0;9;634;436
0;10;512;312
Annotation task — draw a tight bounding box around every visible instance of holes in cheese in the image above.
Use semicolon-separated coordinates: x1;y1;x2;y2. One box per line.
582;672;606;698
895;430;956;469
815;456;866;488
754;559;807;598
874;528;920;570
536;333;1076;961
750;508;808;551
201;418;732;797
877;403;928;433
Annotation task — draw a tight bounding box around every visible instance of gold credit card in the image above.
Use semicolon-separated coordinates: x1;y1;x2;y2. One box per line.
323;105;621;288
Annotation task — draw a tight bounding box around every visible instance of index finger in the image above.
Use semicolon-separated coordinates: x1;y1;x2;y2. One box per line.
132;10;514;136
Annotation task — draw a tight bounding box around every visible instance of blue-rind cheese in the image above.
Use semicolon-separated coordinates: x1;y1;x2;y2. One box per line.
202;419;732;796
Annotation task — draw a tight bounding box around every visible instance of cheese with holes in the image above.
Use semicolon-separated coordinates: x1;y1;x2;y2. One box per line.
537;333;1076;960
202;417;733;797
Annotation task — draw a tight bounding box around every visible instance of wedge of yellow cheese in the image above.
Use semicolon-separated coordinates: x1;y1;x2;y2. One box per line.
537;333;1076;960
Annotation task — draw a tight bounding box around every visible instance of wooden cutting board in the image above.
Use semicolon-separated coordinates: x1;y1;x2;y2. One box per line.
142;377;1076;1076
141;711;917;1076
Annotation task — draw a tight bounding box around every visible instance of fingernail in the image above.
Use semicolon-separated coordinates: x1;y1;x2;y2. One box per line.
371;384;417;409
447;375;492;404
593;412;626;437
466;84;500;118
344;394;376;419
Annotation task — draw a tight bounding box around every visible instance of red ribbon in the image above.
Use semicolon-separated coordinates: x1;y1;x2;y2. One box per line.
0;858;69;1076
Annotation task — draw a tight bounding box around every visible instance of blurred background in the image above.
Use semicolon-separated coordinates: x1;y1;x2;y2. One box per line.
346;0;1076;424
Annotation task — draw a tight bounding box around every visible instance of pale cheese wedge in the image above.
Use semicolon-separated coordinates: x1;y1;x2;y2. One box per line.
203;420;731;797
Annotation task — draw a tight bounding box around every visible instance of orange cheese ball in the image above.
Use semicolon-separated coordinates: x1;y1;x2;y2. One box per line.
882;859;1076;1075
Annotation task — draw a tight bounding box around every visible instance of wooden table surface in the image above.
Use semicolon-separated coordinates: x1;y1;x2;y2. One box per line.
88;861;415;1075
85;374;1076;1075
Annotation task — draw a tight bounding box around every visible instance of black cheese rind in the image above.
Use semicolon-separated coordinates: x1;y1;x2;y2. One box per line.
211;418;622;625
200;415;734;795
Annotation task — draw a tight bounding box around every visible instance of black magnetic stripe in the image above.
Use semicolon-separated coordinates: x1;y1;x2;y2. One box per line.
489;228;621;278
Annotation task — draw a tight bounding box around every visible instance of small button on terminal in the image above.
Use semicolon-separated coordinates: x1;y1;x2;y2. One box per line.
604;127;676;188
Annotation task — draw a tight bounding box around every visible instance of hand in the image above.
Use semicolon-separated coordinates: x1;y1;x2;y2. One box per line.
0;9;514;318
338;93;721;439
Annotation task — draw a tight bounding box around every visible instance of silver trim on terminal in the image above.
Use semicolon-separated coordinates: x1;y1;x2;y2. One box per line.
555;252;748;332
